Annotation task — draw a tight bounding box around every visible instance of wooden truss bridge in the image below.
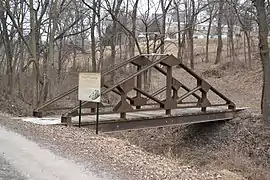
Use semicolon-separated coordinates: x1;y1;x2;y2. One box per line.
33;54;241;132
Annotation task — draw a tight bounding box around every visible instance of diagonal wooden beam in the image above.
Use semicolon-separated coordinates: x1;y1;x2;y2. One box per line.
181;84;201;100
146;86;166;101
177;86;202;103
153;65;201;100
102;56;169;95
34;55;141;113
134;87;164;106
34;86;78;112
178;62;235;107
103;84;133;102
63;55;170;117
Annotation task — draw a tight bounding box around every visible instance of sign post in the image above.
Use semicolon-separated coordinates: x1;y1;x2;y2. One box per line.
96;103;99;134
78;72;101;134
79;100;82;128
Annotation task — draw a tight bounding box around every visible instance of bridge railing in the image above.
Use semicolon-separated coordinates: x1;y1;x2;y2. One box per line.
33;54;236;125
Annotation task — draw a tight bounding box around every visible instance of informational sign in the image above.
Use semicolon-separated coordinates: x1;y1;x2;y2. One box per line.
78;72;101;102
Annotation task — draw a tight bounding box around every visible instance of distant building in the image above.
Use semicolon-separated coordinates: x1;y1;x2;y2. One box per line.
136;11;247;40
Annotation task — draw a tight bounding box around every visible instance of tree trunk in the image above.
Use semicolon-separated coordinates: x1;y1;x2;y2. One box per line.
109;0;123;83
160;1;166;54
244;31;252;69
174;0;182;62
179;31;186;63
0;0;13;94
44;0;58;102
254;0;270;124
243;32;247;65
206;15;213;63
30;0;39;106
129;0;139;58
227;19;236;62
119;33;122;60
91;0;97;72
188;27;194;69
72;47;77;71
58;37;63;80
187;0;195;69
160;0;172;54
110;21;117;84
215;0;224;64
19;26;25;98
97;0;104;71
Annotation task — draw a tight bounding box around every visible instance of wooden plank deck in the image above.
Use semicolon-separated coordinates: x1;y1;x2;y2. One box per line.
71;107;231;124
15;107;245;132
71;107;245;132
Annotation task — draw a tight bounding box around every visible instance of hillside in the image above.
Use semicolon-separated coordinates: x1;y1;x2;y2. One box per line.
0;55;268;179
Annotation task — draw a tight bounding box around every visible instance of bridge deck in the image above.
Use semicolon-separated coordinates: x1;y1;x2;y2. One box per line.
72;107;228;123
18;107;243;132
71;107;242;132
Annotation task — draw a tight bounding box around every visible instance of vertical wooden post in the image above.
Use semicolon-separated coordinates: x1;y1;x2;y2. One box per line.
172;89;178;100
79;100;82;127
201;92;207;112
120;112;126;119
120;90;127;119
136;65;142;109
96;103;99;134
198;79;207;112
166;66;173;115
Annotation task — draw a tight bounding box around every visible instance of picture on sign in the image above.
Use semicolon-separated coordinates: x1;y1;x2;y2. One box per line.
78;73;101;102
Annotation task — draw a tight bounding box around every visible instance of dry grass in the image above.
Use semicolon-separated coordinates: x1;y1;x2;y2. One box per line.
111;111;270;180
0;115;235;180
109;56;267;179
202;61;247;78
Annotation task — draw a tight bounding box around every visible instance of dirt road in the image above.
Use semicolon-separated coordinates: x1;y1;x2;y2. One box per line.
0;126;109;180
0;156;26;180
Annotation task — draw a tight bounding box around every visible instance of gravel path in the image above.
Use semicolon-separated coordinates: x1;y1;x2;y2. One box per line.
0;126;113;180
0;156;26;180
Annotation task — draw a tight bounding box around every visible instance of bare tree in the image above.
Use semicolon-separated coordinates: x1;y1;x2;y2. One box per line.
215;0;224;64
91;0;97;72
186;0;196;69
230;0;253;69
42;0;58;102
29;0;39;106
160;0;173;54
129;0;139;58
205;0;217;63
174;0;187;63
104;0;123;83
253;0;270;124
0;0;14;94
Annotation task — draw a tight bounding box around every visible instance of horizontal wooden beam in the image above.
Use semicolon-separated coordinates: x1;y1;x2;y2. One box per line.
85;110;237;132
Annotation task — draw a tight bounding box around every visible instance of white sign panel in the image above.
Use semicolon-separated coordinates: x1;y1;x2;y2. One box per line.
78;73;101;102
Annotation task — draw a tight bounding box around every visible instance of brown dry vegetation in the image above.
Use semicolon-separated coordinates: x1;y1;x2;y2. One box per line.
112;111;270;180
109;58;269;180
